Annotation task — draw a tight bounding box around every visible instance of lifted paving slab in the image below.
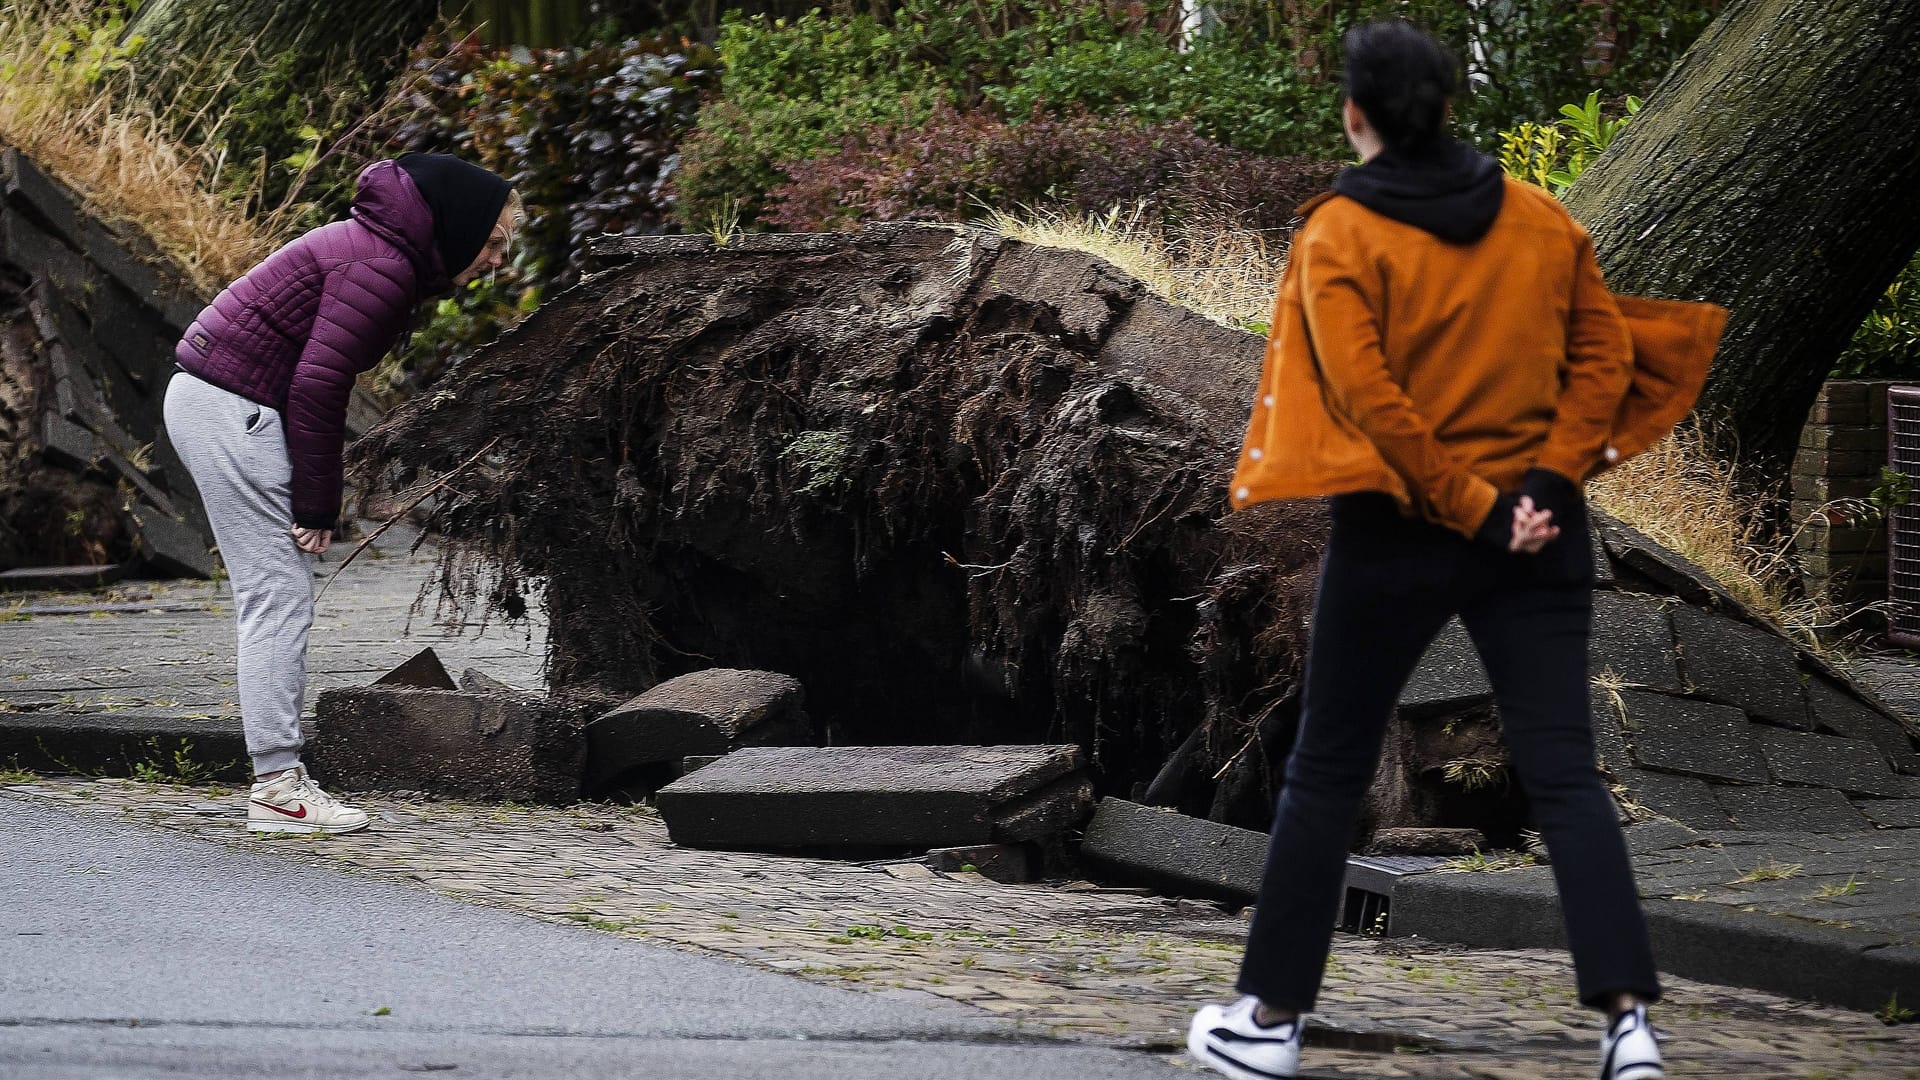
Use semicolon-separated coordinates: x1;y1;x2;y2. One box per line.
1389;826;1920;1014
656;744;1091;850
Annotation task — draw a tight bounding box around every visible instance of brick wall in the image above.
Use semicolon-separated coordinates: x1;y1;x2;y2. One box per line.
1793;380;1895;610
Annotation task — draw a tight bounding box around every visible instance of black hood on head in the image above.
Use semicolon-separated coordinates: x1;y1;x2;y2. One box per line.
1332;139;1505;245
395;153;511;282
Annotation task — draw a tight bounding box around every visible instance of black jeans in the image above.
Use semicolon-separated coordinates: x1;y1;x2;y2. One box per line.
1236;494;1660;1011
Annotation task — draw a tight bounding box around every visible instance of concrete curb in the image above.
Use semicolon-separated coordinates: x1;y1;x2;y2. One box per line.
1390;865;1918;1014
0;711;260;782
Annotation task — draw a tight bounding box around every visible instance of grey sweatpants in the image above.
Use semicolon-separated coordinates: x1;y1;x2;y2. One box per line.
164;371;311;776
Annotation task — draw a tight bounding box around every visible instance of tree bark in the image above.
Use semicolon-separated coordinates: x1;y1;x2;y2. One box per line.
1563;0;1920;477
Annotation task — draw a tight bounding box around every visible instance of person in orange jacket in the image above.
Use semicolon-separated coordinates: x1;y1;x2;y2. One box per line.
1186;20;1723;1080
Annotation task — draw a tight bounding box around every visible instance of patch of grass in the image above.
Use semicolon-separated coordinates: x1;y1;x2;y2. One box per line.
1441;850;1539;873
1733;860;1804;884
0;761;36;783
1876;990;1915;1026
127;738;223;785
1813;876;1862;900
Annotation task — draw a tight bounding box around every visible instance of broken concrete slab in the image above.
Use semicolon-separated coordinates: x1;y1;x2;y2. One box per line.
1854;799;1920;828
1621;819;1703;855
308;687;585;804
1398;619;1492;717
1589;591;1681;691
1363;828;1486;856
1669;604;1807;728
1808;675;1920;775
1713;785;1872;832
373;647;458;690
129;507;212;579
1595;514;1742;612
654;744;1087;850
1616;769;1735;829
1079;798;1267;903
585;668;811;793
1754;727;1909;797
1617;690;1769;784
459;667;517;694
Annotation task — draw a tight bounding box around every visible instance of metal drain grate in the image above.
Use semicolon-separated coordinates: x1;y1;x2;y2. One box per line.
1890;387;1920;647
1339;854;1453;934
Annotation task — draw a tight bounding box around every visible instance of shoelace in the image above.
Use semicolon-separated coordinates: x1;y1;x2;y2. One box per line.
290;776;341;809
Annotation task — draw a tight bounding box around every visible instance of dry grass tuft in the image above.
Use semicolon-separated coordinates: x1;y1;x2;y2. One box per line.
0;1;301;290
987;203;1284;330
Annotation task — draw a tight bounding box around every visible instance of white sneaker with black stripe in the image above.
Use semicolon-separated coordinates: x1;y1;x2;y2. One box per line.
1599;1003;1662;1080
1187;996;1302;1080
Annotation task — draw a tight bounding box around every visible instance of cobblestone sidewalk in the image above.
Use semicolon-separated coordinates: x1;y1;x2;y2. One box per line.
7;777;1916;1079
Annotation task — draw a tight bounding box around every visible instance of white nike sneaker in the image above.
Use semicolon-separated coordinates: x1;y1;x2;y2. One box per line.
1599;1003;1663;1080
1188;996;1303;1080
247;766;371;834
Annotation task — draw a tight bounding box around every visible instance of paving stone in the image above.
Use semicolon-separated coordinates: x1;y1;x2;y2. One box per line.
1713;785;1872;832
1616;689;1769;783
1669;605;1808;728
0;711;250;781
373;647;458;690
1755;727;1909;797
1807;675;1920;774
1621;819;1703;855
1079;798;1267;903
1854;799;1920;828
655;744;1088;850
38;410;97;470
1615;769;1734;829
1398;619;1492;717
1588;591;1681;691
586;669;812;794
309;687;585;804
129;506;213;579
1595;514;1742;611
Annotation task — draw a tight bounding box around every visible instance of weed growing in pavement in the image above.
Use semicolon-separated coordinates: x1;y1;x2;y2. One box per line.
0;761;35;783
1733;861;1804;884
1875;991;1915;1025
127;738;223;785
1813;877;1862;900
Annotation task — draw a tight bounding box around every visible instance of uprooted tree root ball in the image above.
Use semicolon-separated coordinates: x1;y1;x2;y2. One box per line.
355;223;1352;829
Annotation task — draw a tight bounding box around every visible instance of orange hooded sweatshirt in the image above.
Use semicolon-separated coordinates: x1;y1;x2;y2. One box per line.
1229;176;1727;537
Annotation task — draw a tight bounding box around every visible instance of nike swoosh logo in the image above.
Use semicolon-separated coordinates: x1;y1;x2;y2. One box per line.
251;800;308;819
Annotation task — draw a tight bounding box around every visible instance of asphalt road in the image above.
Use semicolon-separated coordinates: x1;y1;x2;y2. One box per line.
0;796;1192;1079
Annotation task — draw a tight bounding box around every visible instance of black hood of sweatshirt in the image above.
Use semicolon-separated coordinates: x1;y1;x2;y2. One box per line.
1332;139;1505;245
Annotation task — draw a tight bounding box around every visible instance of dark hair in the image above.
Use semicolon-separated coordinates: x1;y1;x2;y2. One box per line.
1340;19;1459;155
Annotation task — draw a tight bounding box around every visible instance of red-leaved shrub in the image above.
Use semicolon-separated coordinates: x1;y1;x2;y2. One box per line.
764;104;1339;234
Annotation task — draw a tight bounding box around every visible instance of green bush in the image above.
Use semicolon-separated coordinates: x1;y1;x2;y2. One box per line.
676;0;1719;232
671;11;953;232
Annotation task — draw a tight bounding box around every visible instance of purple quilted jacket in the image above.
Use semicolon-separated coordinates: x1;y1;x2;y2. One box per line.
175;161;447;529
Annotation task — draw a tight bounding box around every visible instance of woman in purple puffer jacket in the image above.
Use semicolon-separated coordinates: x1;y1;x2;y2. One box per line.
165;154;517;835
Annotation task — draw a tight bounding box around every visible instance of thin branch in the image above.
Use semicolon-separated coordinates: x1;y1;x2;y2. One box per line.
315;436;501;603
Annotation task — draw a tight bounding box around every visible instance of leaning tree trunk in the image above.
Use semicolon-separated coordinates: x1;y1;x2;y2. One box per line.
1563;0;1920;477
